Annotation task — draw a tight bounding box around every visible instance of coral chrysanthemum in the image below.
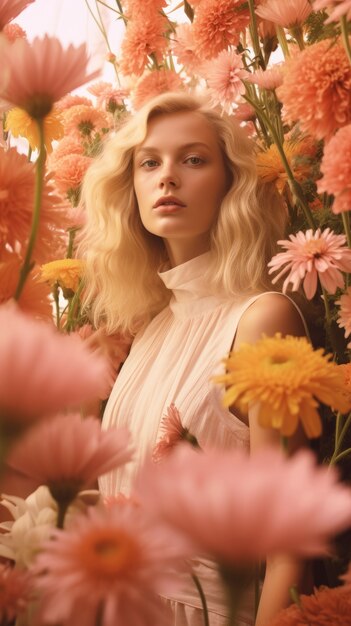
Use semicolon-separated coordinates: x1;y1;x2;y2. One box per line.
318;124;351;213
193;0;250;60
39;258;85;292
202;49;249;114
8;414;133;503
48;135;84;172
119;15;168;77
2;22;26;42
277;39;351;140
171;24;202;73
269;585;351;626
216;333;351;437
0;148;70;263
32;502;191;626
0;302;110;423
0;564;32;623
256;137;315;193
268;228;351;298
0;0;34;29
255;0;312;27
56;94;93;111
124;0;167;17
152;404;199;462
61;104;110;139
51;154;93;202
313;0;351;23
246;65;283;90
132;70;184;110
0;252;52;319
137;446;351;561
5;107;64;152
336;287;351;347
0;35;99;118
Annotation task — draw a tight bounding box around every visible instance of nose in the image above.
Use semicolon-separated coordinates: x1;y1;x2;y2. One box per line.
158;164;180;189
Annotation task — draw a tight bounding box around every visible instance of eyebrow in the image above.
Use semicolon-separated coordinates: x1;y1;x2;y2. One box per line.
135;141;211;154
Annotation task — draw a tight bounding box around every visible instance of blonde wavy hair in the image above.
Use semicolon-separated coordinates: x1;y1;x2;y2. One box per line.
79;91;287;334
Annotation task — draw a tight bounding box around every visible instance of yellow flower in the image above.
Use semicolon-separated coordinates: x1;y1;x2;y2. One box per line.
215;333;351;438
39;259;85;292
5;107;64;153
256;137;316;193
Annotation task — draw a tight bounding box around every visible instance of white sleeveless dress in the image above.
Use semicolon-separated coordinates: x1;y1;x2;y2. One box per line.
100;252;307;626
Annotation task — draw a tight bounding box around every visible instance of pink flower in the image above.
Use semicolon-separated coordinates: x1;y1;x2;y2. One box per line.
8;414;133;501
336;287;351;347
256;0;312;27
88;81;128;111
51;153;93;198
0;302;110;424
124;0;167;18
132;70;184;110
313;0;351;23
2;22;26;42
233;101;256;121
0;0;34;29
277;40;351;140
193;0;250;60
246;65;283;90
32;502;192;626
152;404;198;462
171;24;202;74
0;564;32;622
202;49;249;114
137;446;351;562
0;35;100;118
56;94;93;111
269;585;351;626
268;228;351;299
318;125;351;214
119;14;168;77
61;104;111;139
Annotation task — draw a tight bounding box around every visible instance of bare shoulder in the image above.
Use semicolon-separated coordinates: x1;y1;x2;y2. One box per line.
235;292;307;349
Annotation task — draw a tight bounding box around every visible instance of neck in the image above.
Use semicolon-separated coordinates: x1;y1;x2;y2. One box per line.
164;236;211;268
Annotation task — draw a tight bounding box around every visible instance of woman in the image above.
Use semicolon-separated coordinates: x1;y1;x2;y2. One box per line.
79;92;308;626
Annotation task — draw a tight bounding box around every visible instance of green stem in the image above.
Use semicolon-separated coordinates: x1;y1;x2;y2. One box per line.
289;25;305;50
56;500;70;529
96;0;120;14
27;145;32;162
280;436;289;453
321;286;332;326
248;0;266;70
335;411;343;447
65;280;84;332
66;229;76;259
330;412;351;464
275;26;290;58
342;211;351;249
191;574;210;626
331;447;351;464
15;118;46;300
341;16;351;66
53;283;61;329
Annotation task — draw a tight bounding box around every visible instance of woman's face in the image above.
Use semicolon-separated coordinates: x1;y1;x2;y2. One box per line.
133;110;229;265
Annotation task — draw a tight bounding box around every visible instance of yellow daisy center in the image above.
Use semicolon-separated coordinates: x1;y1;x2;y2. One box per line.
303;239;326;258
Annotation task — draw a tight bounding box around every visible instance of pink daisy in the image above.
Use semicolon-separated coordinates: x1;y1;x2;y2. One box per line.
171;24;202;74
193;0;250;60
318;124;351;214
0;564;32;622
246;65;283;90
0;0;34;29
2;22;26;42
256;0;312;27
119;14;168;77
137;446;351;562
0;148;71;263
313;0;351;23
277;39;351;140
32;502;192;626
202;49;249;114
152;404;199;462
0;302;110;424
88;81;128;112
336;287;351;346
132;70;184;110
8;414;133;504
268;228;351;299
0;35;99;118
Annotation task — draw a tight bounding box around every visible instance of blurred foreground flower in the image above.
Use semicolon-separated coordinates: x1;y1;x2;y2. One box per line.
268;228;351;299
32;502;192;626
0;0;34;30
216;333;351;437
255;0;312;28
5;107;64;152
152;404;199;462
0;563;32;623
0;35;99;118
137;446;351;561
0;302;110;425
7;414;133;518
0;252;52;319
318;124;351;214
313;0;351;23
269;584;351;626
39;258;85;292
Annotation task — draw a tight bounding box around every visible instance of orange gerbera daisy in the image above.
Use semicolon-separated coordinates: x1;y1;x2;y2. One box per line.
132;70;184;110
277;39;351;140
5;107;64;152
119;14;169;77
256;137;316;192
193;0;250;60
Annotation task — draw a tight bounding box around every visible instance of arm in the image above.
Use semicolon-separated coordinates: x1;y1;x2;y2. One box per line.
233;293;308;626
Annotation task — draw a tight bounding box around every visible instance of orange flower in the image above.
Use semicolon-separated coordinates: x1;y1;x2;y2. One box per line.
255;0;312;28
269;586;351;626
193;0;250;60
318;124;351;214
0;251;52;320
56;94;93;112
246;65;283;90
124;0;167;17
119;14;169;76
132;70;184;110
39;258;85;292
5;107;64;152
277;39;351;140
171;24;202;74
0;0;34;29
2;23;26;42
256;137;316;192
61;104;111;139
51;154;93;201
336;287;351;347
48;135;84;173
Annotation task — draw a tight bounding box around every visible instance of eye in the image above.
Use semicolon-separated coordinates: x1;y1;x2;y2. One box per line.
185;156;204;166
140;159;159;169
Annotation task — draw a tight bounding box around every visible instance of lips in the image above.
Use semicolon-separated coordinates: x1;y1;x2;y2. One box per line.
153;196;186;208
